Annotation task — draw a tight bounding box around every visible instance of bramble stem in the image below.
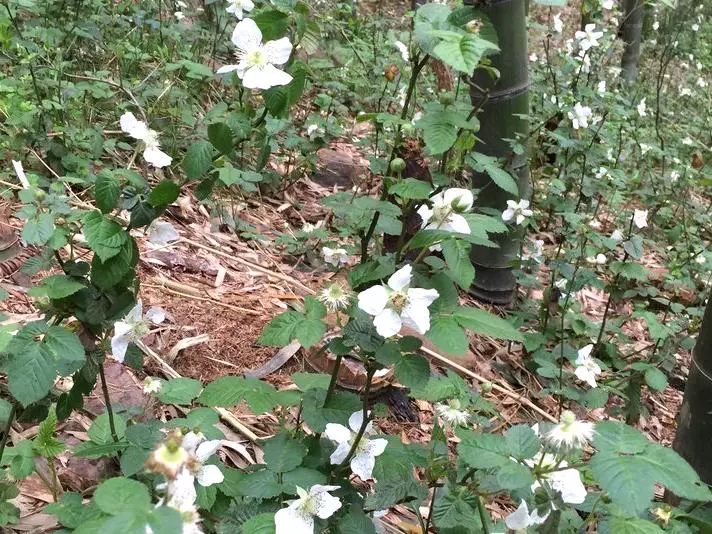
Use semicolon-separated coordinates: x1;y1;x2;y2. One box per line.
99;363;119;442
339;366;376;469
324;353;343;405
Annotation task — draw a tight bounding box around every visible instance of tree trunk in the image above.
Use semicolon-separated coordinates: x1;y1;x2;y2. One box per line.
466;0;530;306
674;295;712;484
621;0;644;82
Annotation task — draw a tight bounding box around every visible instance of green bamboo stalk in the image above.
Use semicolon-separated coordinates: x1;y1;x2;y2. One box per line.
674;294;712;484
621;0;644;82
466;0;530;306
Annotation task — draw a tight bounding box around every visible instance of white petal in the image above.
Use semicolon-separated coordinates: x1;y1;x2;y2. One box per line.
387;265;412;291
505;500;532;530
400;302;431;335
314;490;342;519
110;331;130;362
120;112;149;140
263;37;293;65
417;205;433;227
126;300;143;322
442;214;470;234
407;288;439;308
11;160;30;188
348;410;372;434
577;344;593;362
143;146;172;168
350;451;376;480
242;64;293;90
310;484;342;493
146;307;166;324
148;220;180;246
357;285;389;316
329;441;351;465
550;468;587;504
217;64;242;74
502;208;514;222
168;470;198;510
365;438;388;457
324;423;351;445
195;440;221;462
575;366;598;388
231;18;262;52
196;464;224;486
373;308;402;338
275;507;313;534
182;432;203;453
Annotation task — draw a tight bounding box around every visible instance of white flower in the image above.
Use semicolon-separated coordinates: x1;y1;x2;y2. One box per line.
148;219;180;246
318;283;350;311
601;0;614;9
323;247;349;267
143;376;163;394
306;123;321;137
633;209;648;229
589;219;602;230
417;188;473;250
640;143;652;154
502;199;533;226
697;77;707;88
505;500;549;531
394;40;409;62
529;53;538;62
151;439;190;478
575;24;603;52
357;265;439;338
597;80;606;95
653;20;659;31
111;300;166;362
568;102;592;130
636;98;647;117
325;411;388;480
522;239;545;263
217;18;293;90
692;23;699;31
275;485;342;534
586;253;606;265
434;399;469;427
546;410;595;450
595;166;610;180
120;112;172;168
611;229;624;241
683;137;693;146
669;170;680;183
226;0;254;19
696;254;706;265
553;13;563;33
526;452;588;504
574;344;602;388
180;431;224;487
174;11;185;20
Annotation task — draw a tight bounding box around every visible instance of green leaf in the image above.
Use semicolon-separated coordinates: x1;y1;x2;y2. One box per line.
644;367;667;391
623;235;644;260
149;180;180;207
8;440;36;479
394;355;430;390
74;440;129;458
0;399;12;426
157;378;203;405
431;486;481;530
198;376;246;407
34;406;65;458
388;179;432;200
235;470;281;499
83;212;128;262
208;122;234;155
252;9;289;40
241;513;276;534
457;431;513;469
28;275;85;299
258;311;302;346
6;322;85;406
91;237;138;290
147;507;183;534
504;425;540;460
442;240;474;289
338;507;377;534
432;32;498;74
427;316;469;355
281;467;327;493
496;461;534;490
301;388;362;432
453;307;523;342
263;431;307;473
414;3;452;54
593;421;648;454
467;153;519;195
291;373;331;391
365;478;427;510
88;413;127;445
94;478;151;515
607;517;664;534
95;171;120;214
22;212;54;245
416;110;459;155
183;141;214;180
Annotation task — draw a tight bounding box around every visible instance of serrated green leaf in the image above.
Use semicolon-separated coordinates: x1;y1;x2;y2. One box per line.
28;275;85;299
241;513;276;534
263;431;307;473
83;212;128;262
504;425;540;460
453;307;522;342
394;355;430;390
467;153;519;195
183;141;214;180
157;377;203;405
432;32;498;74
34;406;65;458
148;180;180;207
208;122;234;155
94;477;151;515
388;178;432;200
88;413;127;445
198;376;246;407
427;316;469;355
442;239;474;289
95;171;120;214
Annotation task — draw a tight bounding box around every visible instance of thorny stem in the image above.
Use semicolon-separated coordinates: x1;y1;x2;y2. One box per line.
338;366;376;469
0;403;17;466
99;363;119;442
476;496;491;534
360;54;430;263
423;486;438;533
324;352;343;406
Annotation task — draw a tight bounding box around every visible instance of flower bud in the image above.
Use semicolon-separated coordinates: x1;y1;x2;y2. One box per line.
480;381;493;393
384;64;399;82
390;158;406;173
33;189;46;201
466;19;482;34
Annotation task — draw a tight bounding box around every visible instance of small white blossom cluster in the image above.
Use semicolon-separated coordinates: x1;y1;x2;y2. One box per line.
417;188;474;250
502;199;533;225
325;410;388;480
120;112;173;168
111;300;166;362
